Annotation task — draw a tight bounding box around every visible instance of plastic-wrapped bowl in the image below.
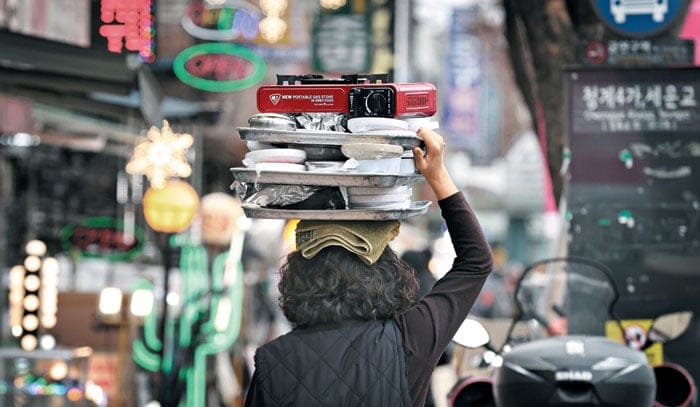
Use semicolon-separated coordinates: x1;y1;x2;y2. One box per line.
346;117;409;133
305;161;345;172
341;143;403;160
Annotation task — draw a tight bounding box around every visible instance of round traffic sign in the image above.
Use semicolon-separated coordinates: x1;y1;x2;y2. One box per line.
590;0;690;38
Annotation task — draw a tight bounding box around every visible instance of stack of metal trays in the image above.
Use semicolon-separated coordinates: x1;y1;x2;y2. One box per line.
231;127;430;220
237;127;424;149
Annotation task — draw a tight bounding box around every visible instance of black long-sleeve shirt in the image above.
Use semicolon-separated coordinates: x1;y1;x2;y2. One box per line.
245;192;492;406
396;191;493;406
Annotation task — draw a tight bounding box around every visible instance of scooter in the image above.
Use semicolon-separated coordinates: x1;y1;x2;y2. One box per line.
449;256;696;406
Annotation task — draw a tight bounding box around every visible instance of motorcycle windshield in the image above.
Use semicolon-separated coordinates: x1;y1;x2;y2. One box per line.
514;257;618;339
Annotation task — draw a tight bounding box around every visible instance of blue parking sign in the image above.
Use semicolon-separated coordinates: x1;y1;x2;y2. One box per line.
591;0;690;37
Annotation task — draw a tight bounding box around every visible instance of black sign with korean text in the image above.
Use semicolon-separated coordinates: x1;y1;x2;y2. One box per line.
567;67;700;258
580;39;695;66
567;67;700;187
569;68;700;135
566;67;700;380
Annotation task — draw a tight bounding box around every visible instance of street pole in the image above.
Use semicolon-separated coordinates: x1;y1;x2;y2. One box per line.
157;231;172;405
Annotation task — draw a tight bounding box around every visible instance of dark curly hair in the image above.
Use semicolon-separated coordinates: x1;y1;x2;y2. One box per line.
278;246;420;327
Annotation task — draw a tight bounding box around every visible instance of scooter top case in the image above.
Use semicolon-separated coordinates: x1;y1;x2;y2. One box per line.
493;335;655;407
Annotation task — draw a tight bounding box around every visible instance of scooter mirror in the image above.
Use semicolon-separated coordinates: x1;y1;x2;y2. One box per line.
452;318;490;348
649;311;693;343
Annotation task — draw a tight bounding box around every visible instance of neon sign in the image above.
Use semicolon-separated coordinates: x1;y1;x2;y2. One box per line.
181;0;262;41
59;217;145;262
132;237;244;406
98;0;156;62
173;43;266;92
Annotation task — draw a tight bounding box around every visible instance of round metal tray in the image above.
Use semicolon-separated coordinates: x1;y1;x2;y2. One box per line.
230;167;423;187
241;201;432;220
237;127;423;149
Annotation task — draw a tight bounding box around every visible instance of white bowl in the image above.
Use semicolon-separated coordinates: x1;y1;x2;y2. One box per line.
243;148;306;166
400;151;417;174
403;117;440;132
348;192;412;205
346;117;409;133
347;186;411;195
349;201;412;210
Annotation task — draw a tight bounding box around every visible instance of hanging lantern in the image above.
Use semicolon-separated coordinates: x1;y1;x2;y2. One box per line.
142;180;199;234
200;192;244;247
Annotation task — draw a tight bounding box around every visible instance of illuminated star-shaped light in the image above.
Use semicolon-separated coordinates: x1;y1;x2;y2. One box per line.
126;120;193;189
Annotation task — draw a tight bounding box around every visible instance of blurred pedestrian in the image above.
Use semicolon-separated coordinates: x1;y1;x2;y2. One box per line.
401;247;437;299
244;128;493;407
470;242;513;319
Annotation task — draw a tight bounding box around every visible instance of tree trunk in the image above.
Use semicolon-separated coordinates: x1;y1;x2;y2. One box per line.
503;0;579;207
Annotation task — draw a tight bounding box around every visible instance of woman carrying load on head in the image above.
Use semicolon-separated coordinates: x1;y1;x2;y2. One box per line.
245;127;493;407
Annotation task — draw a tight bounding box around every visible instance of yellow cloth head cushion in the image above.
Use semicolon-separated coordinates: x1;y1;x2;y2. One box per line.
295;220;401;265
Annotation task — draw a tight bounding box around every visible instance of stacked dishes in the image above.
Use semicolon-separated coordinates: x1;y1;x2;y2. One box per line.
242;148;307;172
346;186;413;210
231;111;439;220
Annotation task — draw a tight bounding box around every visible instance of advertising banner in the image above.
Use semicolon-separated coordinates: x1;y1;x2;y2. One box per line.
442;8;483;153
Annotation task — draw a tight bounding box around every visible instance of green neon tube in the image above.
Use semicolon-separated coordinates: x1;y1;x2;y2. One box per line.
172;43;266;92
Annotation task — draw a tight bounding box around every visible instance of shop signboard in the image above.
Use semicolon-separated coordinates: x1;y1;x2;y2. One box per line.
580;38;695;65
98;0;156;62
181;0;261;42
178;0;308;63
569;69;699;138
312;3;371;73
59;217;144;262
172;43;266;92
566;67;700;237
0;0;91;47
590;0;690;38
566;66;700;381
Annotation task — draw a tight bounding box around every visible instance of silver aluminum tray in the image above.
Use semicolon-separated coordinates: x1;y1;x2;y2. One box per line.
241;201;432;220
237;127;423;149
230;168;423;187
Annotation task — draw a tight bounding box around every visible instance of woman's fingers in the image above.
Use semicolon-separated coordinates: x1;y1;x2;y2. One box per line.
418;127;443;150
413;127;445;172
413;127;458;199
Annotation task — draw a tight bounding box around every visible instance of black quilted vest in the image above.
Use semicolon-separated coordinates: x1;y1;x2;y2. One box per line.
252;319;411;407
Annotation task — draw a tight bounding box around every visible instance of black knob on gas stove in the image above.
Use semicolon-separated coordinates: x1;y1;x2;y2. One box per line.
365;91;387;114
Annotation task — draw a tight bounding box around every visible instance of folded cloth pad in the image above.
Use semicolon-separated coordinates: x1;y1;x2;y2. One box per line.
296;220;401;265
